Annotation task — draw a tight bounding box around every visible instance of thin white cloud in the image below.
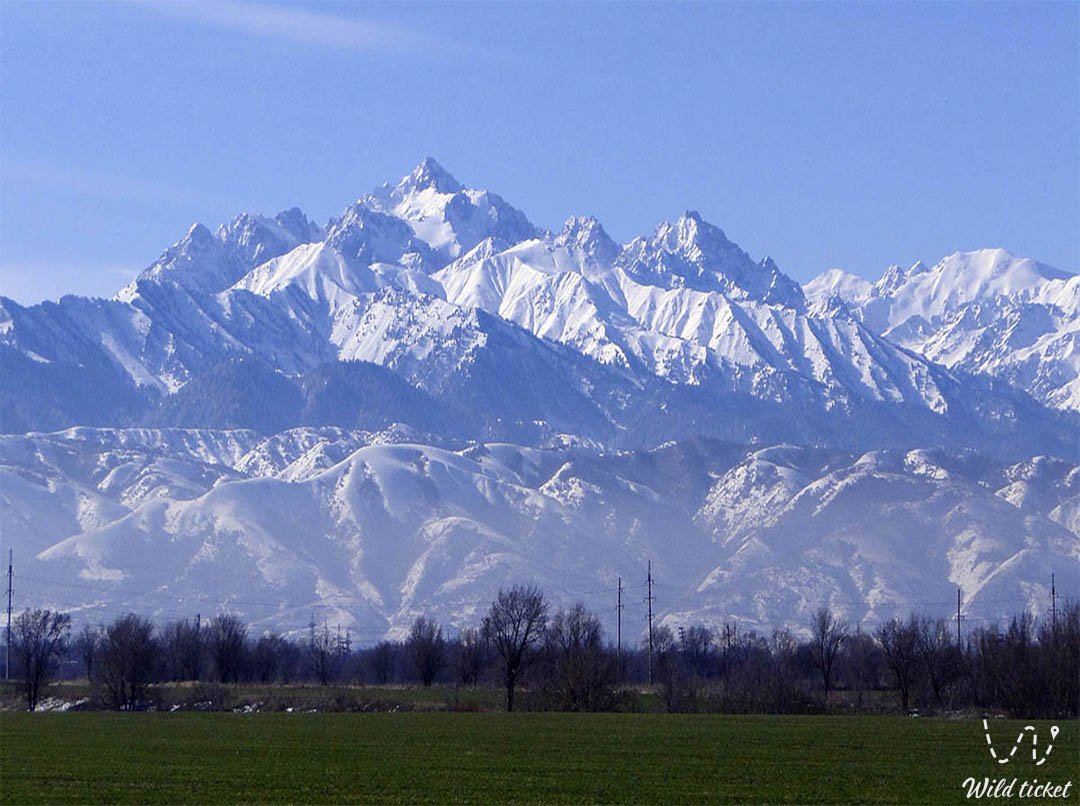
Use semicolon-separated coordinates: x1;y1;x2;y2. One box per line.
154;2;441;54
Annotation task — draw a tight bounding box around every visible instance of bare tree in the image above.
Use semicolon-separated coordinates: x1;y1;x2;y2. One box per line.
162;618;204;682
408;616;446;687
308;622;339;685
764;628;806;712
12;609;71;711
251;633;287;684
878;615;920;712
979;613;1041;716
207;614;248;683
810;607;848;704
1038;601;1080;717
841;628;880;712
370;640;394;685
73;624;100;681
916;617;959;707
457;627;487;687
96;613;158;710
483;585;548;712
274;636;304;684
680;624;714;678
548;603;615;711
650;625;695;712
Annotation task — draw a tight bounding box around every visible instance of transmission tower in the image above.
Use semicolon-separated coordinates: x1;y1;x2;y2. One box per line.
5;550;12;682
616;577;624;680
645;560;655;685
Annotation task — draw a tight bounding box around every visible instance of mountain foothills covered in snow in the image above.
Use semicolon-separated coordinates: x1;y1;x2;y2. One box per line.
1;159;1077;638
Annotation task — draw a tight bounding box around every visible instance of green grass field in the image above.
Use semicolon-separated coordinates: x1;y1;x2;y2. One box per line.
1;713;1076;804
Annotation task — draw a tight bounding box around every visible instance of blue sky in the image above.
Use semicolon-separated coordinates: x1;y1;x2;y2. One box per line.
1;1;1077;303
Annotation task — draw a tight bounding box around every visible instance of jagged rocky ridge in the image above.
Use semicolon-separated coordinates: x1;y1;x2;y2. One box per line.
805;249;1080;412
2;158;1076;456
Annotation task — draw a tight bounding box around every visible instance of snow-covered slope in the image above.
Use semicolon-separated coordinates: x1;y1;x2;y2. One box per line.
3;429;1074;637
808;249;1080;411
803;268;874;307
433;218;957;416
693;446;1078;628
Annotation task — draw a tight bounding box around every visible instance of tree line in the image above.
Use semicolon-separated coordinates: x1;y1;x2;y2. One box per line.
6;585;1078;718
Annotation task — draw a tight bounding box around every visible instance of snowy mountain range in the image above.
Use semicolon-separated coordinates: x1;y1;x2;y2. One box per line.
1;159;1076;637
805;249;1080;412
3;427;1075;639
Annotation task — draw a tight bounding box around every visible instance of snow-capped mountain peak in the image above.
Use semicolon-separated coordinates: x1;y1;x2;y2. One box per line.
217;208;321;268
554;216;621;265
399;156;465;195
186;221;215;242
361;161;538;261
325;203;436;272
816;248;1080;411
615;211;805;308
858;248;1074;333
10;157;1080;428
926;248;1071;300
275;207;323;242
117;208;325;304
804;268;875;308
117;221;242;301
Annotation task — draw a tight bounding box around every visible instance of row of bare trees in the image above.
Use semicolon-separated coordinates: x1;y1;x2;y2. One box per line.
6;590;1078;717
